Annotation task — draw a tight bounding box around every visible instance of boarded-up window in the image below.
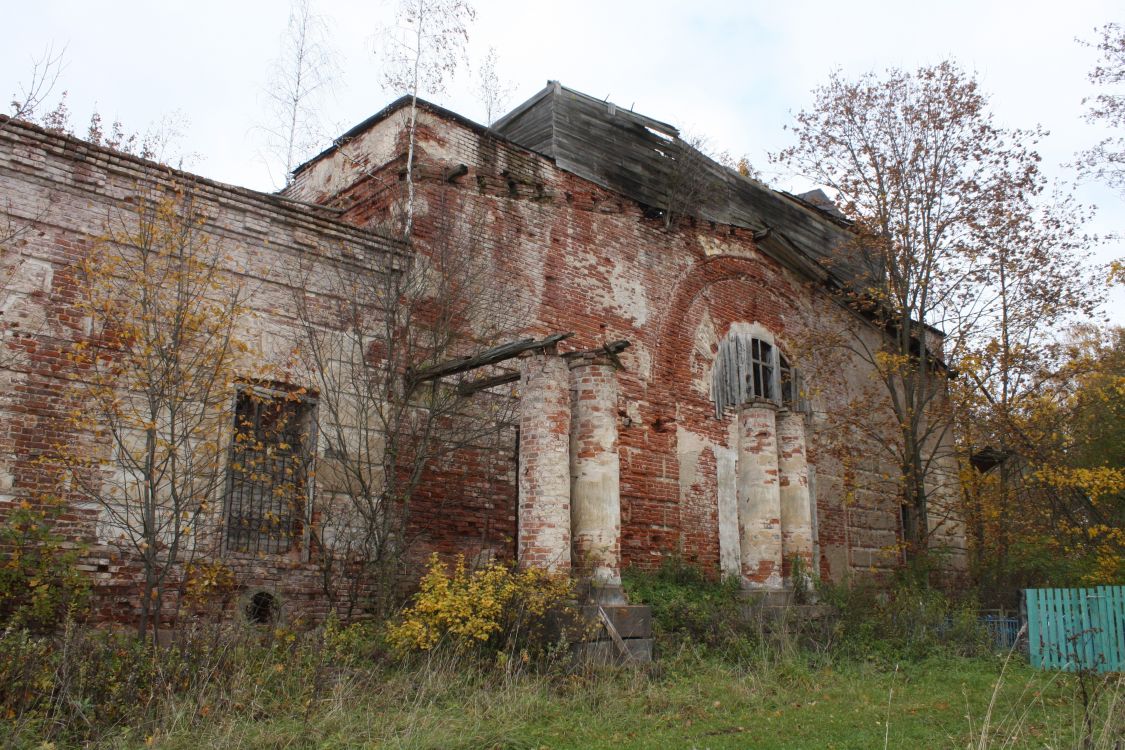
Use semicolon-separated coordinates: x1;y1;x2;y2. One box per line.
779;354;811;414
713;334;810;418
224;385;316;555
712;333;779;417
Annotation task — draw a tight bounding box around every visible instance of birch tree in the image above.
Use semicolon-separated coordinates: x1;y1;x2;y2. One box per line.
475;46;513;126
1077;22;1125;194
260;0;340;188
379;0;475;238
64;187;253;640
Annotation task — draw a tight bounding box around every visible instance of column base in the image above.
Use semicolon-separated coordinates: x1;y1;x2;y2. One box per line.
739;585;792;607
575;579;627;606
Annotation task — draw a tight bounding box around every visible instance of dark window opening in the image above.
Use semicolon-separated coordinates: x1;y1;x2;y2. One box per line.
225;385;316;555
749;337;774;402
245;591;280;624
712;332;785;417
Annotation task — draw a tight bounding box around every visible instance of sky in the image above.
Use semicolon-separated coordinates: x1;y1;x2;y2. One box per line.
3;0;1123;320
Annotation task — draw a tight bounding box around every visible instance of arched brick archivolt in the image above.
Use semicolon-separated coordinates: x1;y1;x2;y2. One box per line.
651;255;793;386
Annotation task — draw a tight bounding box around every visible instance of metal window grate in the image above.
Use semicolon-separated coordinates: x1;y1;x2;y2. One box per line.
225;387;316;555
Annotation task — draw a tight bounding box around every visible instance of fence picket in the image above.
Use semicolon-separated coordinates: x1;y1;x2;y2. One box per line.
1044;589;1053;670
1109;587;1125;670
1078;588;1094;670
1027;590;1041;669
1048;584;1057;670
1023;586;1124;674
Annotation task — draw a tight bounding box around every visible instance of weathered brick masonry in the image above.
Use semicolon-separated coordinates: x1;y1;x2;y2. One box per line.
0;82;968;625
0;117;517;625
286;85;968;588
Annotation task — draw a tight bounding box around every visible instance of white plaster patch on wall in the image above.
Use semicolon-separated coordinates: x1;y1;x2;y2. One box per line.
417;110;480;165
726;320;776;346
716;443;739;577
697;234;753;259
689;310;718;397
1;258;56;350
624;400;642;428
0;455;13;494
290;113;403;200
255;326;300;371
3;257;53;295
629;344;653;382
675;424;707;503
608;261;649;326
717;416;741;577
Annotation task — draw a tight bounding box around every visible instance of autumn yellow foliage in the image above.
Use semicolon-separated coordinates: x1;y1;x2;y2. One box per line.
386;554;572;655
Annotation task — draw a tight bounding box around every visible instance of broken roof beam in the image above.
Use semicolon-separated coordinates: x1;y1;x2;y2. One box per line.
457;370;520;396
456;339;632;395
407;332;573;385
563;340;631;369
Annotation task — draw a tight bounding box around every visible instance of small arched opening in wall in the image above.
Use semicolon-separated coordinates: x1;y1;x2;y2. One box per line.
244;590;281;626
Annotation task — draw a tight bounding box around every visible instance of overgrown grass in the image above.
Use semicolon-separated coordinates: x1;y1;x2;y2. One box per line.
1;564;1121;749
74;645;1120;749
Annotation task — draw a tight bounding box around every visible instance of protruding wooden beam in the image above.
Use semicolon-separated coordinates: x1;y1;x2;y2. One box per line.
563;340;631;370
443;163;469;182
407;332;573;386
457;371;520;396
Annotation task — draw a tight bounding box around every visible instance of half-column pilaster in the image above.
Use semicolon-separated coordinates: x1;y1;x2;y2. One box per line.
737;401;783;589
517;352;571;572
569;357;623;601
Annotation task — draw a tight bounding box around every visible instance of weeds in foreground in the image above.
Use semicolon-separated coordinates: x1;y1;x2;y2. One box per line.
1;562;1121;749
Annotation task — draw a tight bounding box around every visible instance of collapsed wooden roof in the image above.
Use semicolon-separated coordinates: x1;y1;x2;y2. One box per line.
290;82;880;297
492;81;875;290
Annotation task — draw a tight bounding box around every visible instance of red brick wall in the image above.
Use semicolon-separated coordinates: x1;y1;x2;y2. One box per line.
287;105;968;583
0;102;969;631
0;118;407;626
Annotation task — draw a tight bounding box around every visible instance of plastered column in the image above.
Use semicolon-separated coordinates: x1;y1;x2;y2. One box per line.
737;401;783;589
569;358;622;596
777;410;814;583
517;352;571;572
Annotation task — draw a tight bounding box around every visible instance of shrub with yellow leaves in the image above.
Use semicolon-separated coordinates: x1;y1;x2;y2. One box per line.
386;554;573;658
0;496;88;633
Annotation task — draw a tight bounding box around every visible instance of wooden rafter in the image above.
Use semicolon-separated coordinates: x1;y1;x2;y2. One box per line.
406;332;573;388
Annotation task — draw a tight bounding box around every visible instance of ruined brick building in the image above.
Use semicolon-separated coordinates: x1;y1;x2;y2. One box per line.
0;82;967;624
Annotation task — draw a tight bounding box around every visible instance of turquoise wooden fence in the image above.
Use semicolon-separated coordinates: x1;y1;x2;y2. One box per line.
1025;586;1125;673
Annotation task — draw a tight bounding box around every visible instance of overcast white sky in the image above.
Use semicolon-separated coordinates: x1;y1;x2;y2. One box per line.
3;0;1123;319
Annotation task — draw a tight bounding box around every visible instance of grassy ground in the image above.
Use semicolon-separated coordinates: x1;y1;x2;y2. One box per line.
5;563;1121;748
144;646;1121;750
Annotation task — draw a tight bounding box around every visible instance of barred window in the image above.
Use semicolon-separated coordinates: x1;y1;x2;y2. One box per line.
224;385;316;555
